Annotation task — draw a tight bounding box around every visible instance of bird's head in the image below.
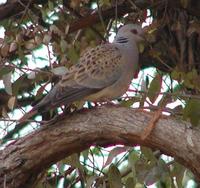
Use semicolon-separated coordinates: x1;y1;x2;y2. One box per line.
115;24;144;43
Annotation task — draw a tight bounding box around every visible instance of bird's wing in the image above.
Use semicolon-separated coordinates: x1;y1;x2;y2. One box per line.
35;43;124;109
61;43;123;88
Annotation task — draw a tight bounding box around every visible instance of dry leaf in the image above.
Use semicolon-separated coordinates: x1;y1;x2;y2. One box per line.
2;107;8;118
27;71;36;79
51;66;68;76
1;43;9;57
8;96;16;110
9;42;17;52
3;71;12;95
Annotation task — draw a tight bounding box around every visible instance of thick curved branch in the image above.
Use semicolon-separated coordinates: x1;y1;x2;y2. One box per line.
0;106;200;187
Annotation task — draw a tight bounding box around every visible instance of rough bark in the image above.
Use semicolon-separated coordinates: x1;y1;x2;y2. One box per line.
0;106;200;188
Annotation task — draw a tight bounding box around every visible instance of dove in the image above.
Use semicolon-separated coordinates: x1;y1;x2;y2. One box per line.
19;24;144;122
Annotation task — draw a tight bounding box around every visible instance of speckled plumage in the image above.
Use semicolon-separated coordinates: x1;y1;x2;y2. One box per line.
62;44;122;88
19;24;144;122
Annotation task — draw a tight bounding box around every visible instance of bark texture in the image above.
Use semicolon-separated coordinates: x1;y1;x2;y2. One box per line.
0;106;200;187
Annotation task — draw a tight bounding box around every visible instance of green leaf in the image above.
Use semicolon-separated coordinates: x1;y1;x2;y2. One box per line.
186;69;198;80
60;39;68;53
128;150;140;178
67;47;79;64
41;8;48;22
171;70;181;81
0;67;14;80
3;71;12;95
35;56;49;62
125;177;136;188
143;159;167;186
135;183;145;188
182;170;195;187
180;0;189;8
8;96;16;110
141;147;157;165
144;166;161;186
17;46;28;65
81;149;89;161
51;66;68;76
120;97;140;107
56;161;66;174
183;99;200;126
99;0;111;6
86;176;98;188
12;75;25;95
108;164;122;188
138;41;145;53
135;160;150;183
103;146;127;168
128;150;140;166
170;162;185;187
35;181;55;188
90;147;101;156
147;74;162;103
158;176;172;188
184;69;198;89
62;153;83;171
48;0;54;11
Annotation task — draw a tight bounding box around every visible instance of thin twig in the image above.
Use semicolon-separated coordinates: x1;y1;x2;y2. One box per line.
115;0;118;32
18;0;33;26
97;0;106;33
140;108;163;140
3;174;6;188
64;4;106;41
1;64;52;75
46;44;53;68
0;118;45;124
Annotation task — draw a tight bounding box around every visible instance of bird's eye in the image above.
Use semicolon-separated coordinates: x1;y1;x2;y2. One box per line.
131;29;138;34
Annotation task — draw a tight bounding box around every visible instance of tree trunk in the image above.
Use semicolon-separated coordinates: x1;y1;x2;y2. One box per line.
0;106;200;187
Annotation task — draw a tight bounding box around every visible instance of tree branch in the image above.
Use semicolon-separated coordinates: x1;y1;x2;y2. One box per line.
0;106;200;187
0;0;48;20
0;0;200;23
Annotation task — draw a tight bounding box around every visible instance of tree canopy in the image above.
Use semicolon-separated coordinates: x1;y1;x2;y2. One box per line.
0;0;200;187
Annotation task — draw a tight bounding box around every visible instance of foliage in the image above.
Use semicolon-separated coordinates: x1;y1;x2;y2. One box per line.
0;0;200;187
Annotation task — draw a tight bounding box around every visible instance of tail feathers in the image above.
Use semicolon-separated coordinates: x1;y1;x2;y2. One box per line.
19;108;38;123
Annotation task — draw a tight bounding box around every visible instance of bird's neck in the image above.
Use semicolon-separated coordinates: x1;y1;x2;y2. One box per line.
113;37;137;56
113;35;137;49
113;35;139;71
114;36;129;44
